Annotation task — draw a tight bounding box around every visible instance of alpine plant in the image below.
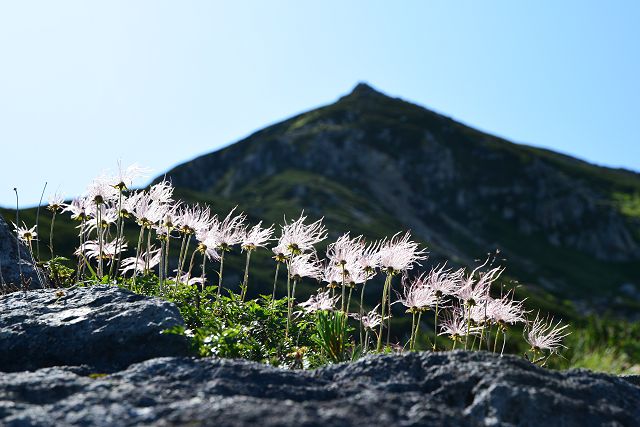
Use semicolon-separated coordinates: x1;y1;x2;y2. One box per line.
9;162;571;368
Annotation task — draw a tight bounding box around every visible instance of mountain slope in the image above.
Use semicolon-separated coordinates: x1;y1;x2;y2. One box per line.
162;83;640;310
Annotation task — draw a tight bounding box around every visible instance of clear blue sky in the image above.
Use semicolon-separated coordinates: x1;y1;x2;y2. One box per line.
1;1;639;207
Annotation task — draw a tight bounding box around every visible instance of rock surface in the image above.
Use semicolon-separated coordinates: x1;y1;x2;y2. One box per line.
1;351;638;427
0;285;189;372
0;213;47;290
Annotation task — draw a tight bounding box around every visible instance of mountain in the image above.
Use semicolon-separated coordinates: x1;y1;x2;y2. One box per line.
161;83;640;313
3;83;639;317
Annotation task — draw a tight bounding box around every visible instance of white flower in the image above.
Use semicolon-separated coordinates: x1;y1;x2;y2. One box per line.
14;223;37;244
439;308;480;339
209;208;246;250
170;271;205;286
178;204;213;235
47;192;65;211
63;197;90;221
77;237;127;260
131;193;166;227
288;253;322;280
242;221;274;251
86;176;119;205
426;264;463;298
326;233;362;267
148;180;175;205
357;239;381;273
524;313;570;353
377;231;427;274
321;263;343;288
120;247;162;275
113;162;150;190
350;305;386;330
485;293;528;325
299;289;339;313
273;212;327;257
455;267;503;307
396;274;438;311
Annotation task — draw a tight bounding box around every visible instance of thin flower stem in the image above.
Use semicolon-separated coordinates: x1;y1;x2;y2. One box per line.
340;264;346;312
76;219;86;282
386;276;393;348
35;182;47;260
49;211;56;260
13;188;23;286
433;298;439;351
500;330;507;356
185;248;198;284
414;311;423;350
200;251;207;287
95;202;103;278
217;251;225;296
27;241;44;288
111;191;124;279
358;278;368;344
145;227;152;272
409;311;417;351
164;232;170;285
285;261;292;337
377;273;392;352
271;261;280;302
132;226;145;289
364;329;370;354
241;250;252;301
176;234;187;282
346;285;354;316
493;326;500;353
464;304;471;350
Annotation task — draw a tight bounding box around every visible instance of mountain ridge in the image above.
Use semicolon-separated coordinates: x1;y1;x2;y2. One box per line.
158;83;640;310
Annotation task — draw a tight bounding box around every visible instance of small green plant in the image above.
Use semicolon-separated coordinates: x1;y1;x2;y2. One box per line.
313;310;352;363
44;257;75;288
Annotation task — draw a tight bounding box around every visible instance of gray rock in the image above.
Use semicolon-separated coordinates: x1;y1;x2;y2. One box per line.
1;351;638;426
0;285;190;372
0;213;47;290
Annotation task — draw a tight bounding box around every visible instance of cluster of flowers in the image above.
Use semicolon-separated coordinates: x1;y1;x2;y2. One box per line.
13;163;570;362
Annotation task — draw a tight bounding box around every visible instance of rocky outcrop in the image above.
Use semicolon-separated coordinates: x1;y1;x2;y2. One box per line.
0;285;190;372
0;351;638;427
0;213;47;290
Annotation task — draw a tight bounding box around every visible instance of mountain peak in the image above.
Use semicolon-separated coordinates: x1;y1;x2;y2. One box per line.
347;82;386;98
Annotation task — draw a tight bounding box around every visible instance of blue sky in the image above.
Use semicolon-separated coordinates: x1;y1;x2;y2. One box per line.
1;1;639;207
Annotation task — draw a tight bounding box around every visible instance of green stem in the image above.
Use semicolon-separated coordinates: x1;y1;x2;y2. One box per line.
433;299;439;351
200;251;207;287
386;275;393;347
176;234;187;283
285;262;292;337
110;191;124;279
145;226;152;272
340;264;346;312
217;250;225;296
35;182;47;260
414;311;423;350
376;273;392;352
464;304;471;350
271;261;280;302
409;311;417;351
241;250;252;301
185;248;198;284
359;278;368;344
96;202;103;279
132;226;145;289
49;211;56;260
